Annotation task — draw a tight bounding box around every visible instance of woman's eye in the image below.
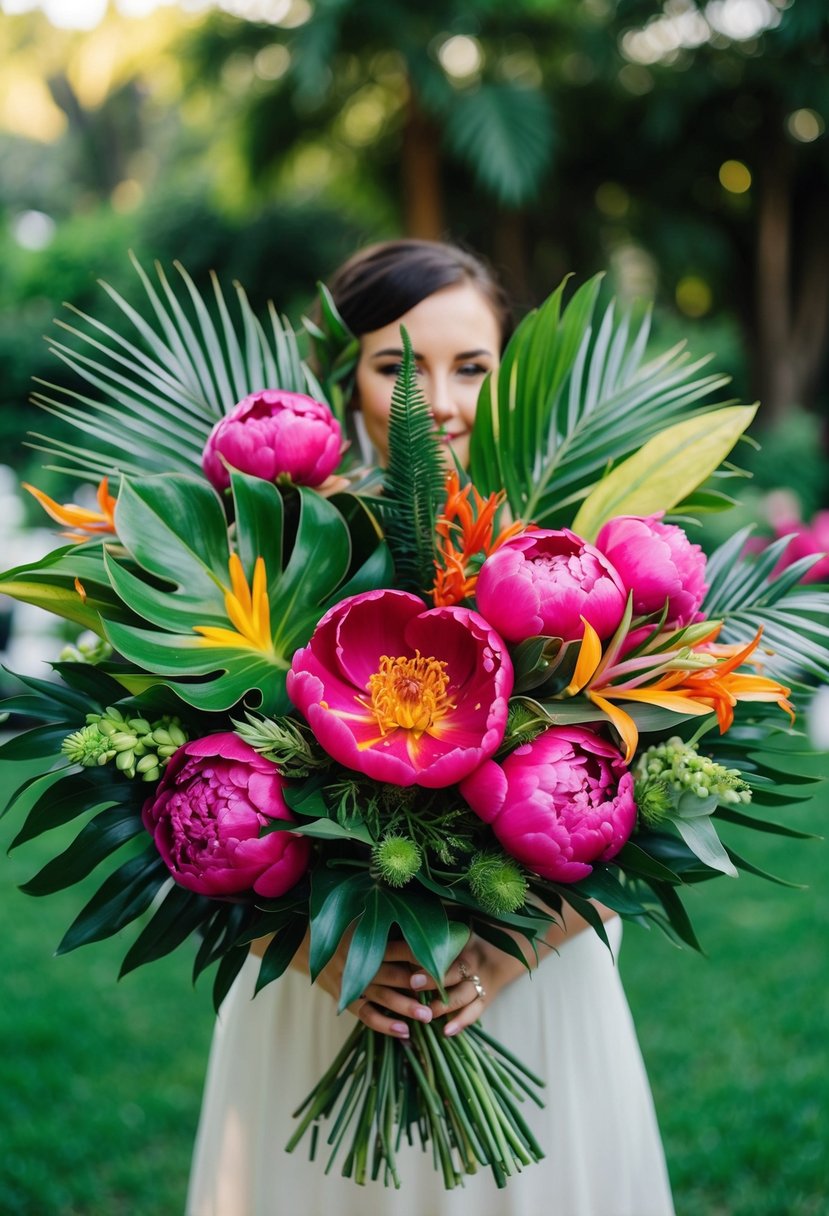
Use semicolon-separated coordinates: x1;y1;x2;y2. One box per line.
377;363;420;377
457;363;489;378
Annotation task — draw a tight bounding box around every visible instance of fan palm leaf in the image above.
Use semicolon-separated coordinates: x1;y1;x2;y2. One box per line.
469;276;737;528
31;254;320;484
702;527;829;683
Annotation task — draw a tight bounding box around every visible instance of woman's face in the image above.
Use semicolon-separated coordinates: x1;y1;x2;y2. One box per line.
353;282;501;469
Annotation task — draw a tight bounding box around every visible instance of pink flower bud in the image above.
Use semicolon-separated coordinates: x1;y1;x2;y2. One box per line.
460;726;636;883
202;390;343;491
142;733;310;898
595;514;708;628
474;529;627;643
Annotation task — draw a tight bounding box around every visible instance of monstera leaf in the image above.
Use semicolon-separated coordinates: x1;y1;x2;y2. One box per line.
102;470;391;714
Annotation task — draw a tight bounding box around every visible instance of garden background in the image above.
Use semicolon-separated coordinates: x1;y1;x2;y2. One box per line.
0;0;827;1212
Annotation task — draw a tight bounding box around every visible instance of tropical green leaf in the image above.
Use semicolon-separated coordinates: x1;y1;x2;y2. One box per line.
444;83;554;207
20;805;146;895
572;405;757;540
339;887;394;1011
56;847;168;954
100;475;383;714
702;529;829;682
309;870;373;980
0;545;128;635
118;883;211;978
254;915;309;994
470;278;736;529
31;254;327;484
380;328;446;594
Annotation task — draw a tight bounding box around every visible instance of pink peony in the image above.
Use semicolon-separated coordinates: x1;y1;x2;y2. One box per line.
202;389;343;491
460;726;636;883
142;732;310;897
595;513;708;627
474;529;627;643
287;588;513;788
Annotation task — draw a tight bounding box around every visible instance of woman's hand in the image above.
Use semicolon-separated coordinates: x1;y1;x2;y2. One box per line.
316;938;435;1039
408;937;522;1037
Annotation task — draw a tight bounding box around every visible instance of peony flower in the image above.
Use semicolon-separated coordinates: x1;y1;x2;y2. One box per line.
202;389;343;491
460;726;636;883
595;513;708;627
474;529;627;643
287;588;513;788
142;732;310;897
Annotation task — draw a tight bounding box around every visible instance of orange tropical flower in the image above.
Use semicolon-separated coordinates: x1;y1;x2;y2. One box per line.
193;554;275;656
563;620;794;763
432;471;525;607
24;477;117;543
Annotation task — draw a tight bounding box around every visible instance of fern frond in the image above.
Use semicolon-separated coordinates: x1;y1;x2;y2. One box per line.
31;254;324;484
380;329;446;595
702;527;829;683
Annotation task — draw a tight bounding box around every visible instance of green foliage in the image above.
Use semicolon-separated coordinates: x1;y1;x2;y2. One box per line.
703;528;829;683
469;276;737;528
30;256;321;484
380;329;446;594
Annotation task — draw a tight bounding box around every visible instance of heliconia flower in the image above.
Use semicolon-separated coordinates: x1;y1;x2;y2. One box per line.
202;389;343;492
564;618;795;763
287;588;513;788
142;732;310;898
431;471;526;607
193;553;275;655
460;726;636;883
23;476;117;543
474;529;627;643
595;513;708;627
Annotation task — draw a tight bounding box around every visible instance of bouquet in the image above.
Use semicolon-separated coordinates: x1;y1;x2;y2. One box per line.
1;261;826;1189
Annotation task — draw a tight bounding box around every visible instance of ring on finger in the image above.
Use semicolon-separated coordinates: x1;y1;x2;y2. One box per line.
469;973;486;1001
458;959;471;982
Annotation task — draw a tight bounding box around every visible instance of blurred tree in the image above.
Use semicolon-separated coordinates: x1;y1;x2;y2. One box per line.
179;0;557;250
598;0;829;422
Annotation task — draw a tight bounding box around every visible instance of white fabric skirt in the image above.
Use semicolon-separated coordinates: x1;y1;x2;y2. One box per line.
187;918;675;1216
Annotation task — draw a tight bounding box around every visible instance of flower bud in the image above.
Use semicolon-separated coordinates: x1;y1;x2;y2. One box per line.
466;852;528;914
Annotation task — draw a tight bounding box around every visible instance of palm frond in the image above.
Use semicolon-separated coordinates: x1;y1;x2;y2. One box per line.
31;254;322;483
470;276;735;528
380;328;446;595
702;527;829;682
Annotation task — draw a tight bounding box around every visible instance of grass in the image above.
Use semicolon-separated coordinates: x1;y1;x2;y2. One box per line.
0;750;826;1214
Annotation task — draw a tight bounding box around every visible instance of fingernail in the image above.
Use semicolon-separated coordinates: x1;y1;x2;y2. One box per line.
410;973;428;990
414;1006;432;1022
391;1022;410;1037
444;1020;460;1037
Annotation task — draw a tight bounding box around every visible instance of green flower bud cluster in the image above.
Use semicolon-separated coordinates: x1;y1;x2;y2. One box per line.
466;852;528;915
635;735;751;824
58;637;113;665
371;834;422;887
61;709;188;782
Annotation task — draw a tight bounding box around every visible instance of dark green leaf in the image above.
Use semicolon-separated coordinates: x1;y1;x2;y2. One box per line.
338;887;393;1011
57;847;168;954
254;915;309;994
21;805;145;895
309;870;373;980
119;884;212;977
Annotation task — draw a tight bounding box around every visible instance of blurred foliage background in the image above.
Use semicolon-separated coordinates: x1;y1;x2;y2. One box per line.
0;1;827;1212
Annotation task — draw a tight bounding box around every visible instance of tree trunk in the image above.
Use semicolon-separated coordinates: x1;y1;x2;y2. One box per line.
754;135;829;421
401;92;445;239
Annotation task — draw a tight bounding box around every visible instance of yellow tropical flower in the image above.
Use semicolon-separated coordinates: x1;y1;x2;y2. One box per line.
193;554;275;656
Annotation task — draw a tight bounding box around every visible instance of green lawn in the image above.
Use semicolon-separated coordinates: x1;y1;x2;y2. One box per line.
0;752;826;1215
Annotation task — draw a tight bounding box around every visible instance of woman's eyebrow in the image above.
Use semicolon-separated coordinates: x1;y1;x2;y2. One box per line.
370;347;493;360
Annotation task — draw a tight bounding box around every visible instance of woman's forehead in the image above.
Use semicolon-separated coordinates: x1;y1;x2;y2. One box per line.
360;283;501;358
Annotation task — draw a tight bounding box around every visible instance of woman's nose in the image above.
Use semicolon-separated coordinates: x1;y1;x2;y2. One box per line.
427;376;457;425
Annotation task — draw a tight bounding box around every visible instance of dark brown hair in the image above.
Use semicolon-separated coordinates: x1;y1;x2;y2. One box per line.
326;238;513;348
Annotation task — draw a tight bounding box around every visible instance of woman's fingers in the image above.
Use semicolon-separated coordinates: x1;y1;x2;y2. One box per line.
348;983;432;1038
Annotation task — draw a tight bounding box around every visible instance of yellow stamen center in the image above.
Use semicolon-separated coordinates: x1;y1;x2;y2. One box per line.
367;651;454;735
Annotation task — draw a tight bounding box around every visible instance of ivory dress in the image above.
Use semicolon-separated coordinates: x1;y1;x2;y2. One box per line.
187;917;675;1216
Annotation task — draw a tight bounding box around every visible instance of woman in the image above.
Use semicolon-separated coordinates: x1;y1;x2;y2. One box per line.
187;240;676;1216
